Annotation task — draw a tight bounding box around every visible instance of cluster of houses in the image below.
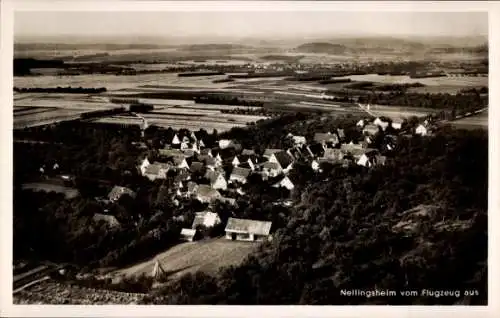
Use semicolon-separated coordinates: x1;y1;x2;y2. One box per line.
91;115;436;240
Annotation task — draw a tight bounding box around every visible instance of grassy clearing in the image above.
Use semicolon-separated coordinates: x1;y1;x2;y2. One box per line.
114;237;260;280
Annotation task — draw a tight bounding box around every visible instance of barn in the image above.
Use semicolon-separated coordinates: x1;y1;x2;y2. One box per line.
225;217;272;242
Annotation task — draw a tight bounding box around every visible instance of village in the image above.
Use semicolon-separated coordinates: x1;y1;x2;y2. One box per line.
84;114;434;246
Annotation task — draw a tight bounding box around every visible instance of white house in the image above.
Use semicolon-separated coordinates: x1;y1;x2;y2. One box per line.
232;156;241;167
415;124;428;136
173;156;190;170
139;157;151;175
192;211;221;229
356;119;365;128
204;170;227;190
219;139;233;149
172;134;181;145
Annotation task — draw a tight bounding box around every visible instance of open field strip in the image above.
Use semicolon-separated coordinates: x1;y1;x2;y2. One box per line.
14;108;58;117
90;116;244;132
141;112;266;124
173;104;263;111
113;238;260;280
337;74;488;86
150;109;221;116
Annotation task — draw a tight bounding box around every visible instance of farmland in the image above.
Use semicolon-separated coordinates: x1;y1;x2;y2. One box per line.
450;109;488;130
113;238;260;280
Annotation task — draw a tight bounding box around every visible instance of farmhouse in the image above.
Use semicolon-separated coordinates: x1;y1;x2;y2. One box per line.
373;117;390;131
356;119;366;128
192;211;221;229
225;217;273;242
158;148;184;158
357;150;380;167
108;186;136;202
229;167;252;184
204;170;228;190
189;161;205;174
322;148;344;162
392;120;403;130
172;156;190;170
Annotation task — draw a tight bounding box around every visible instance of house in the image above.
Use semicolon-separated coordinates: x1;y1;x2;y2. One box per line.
415;124;428;136
229;167;252;184
179;181;199;198
218;196;238;206
225;218;272;241
108;186;136;202
290;135;307;146
158;148;184;158
139;157;150;175
357;150;380;167
171;134;181;145
231;156;241;167
144;162;170;181
337;128;346;140
260;161;282;178
263;148;282;160
196;185;222;203
172;156;189;170
200;148;213;157
182;136;190;144
180;228;199;242
204;170;227;190
373;117;390;131
93;213;120;228
218;139;233;149
190;161;205;174
306;143;325;159
356;119;366;128
180;141;190;151
192;211;221;229
322;148;344;162
272;176;295;191
314;132;339;147
269;151;294;173
340;142;363;153
363;124;380;136
241;149;256;156
391;120;403;130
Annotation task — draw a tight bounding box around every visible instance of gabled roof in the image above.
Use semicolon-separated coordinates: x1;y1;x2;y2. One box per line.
263;148;282;158
241;149;256;156
205;157;217;167
307;143;325;157
159;148;184;158
187;181;199;193
272;151;294;169
314;132;339;144
173;156;187;166
144;164;161;175
340;142;363;152
196;185;221;198
323;148;344;160
199;148;212;156
218;197;237;206
205;170;224;184
180;228;197;237
363;124;380;135
225;217;272;236
192;211;220;229
261;161;281;170
231;167;251;178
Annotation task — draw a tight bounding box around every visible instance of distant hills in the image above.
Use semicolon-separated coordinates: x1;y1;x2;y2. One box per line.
295;42;347;54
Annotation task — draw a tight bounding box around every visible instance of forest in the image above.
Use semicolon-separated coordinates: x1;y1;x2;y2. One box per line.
13;113;487;305
145;127;488;305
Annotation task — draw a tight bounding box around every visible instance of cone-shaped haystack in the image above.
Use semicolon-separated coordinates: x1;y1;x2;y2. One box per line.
152;260;166;279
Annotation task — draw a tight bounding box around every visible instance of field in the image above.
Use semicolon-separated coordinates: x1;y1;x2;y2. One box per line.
112;238;260;280
450;109;488;130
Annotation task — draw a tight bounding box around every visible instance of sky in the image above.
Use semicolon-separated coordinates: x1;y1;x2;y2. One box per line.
14;11;488;40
